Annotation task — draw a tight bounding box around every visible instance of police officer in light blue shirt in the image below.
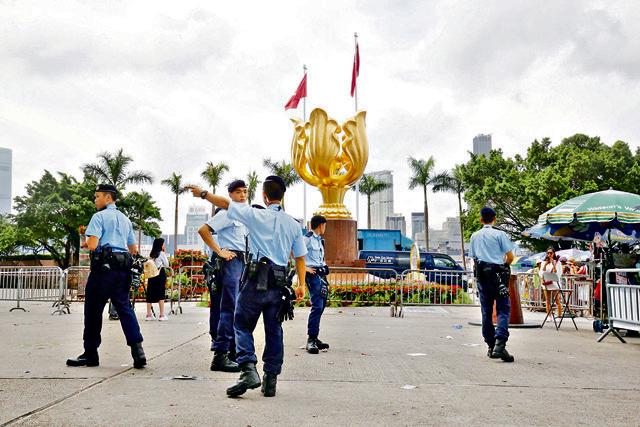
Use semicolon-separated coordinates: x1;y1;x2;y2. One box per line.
66;184;146;369
303;215;331;354
198;180;248;373
189;175;307;398
469;206;516;362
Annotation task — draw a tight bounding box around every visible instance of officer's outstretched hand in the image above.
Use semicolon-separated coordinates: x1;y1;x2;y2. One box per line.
184;185;203;197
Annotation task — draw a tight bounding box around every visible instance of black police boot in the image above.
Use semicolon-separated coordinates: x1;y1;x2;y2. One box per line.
490;340;514;362
487;345;494;358
211;351;240;372
130;342;147;369
306;337;319;354
228;347;237;362
315;338;330;350
66;351;99;367
261;372;278;397
226;362;261;398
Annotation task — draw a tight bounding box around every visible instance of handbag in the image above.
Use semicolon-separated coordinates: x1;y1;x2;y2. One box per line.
143;259;160;279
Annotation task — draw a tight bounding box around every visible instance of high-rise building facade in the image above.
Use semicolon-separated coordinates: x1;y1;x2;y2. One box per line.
385;213;406;235
0;148;12;215
368;170;394;229
185;205;210;245
472;134;492;156
411;212;425;240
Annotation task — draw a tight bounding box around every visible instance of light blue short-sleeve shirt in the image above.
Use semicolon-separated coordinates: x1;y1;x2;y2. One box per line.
85;204;135;253
227;202;307;267
304;232;325;267
469;225;515;265
205;209;247;252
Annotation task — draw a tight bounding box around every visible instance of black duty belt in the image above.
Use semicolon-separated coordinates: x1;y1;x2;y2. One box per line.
90;250;133;272
243;258;288;291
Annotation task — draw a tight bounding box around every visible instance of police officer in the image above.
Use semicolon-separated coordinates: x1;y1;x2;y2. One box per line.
188;175;307;398
469;207;515;363
67;184;146;369
197;180;248;372
304;215;331;354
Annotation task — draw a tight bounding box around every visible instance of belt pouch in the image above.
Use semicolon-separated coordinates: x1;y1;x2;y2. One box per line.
256;261;270;291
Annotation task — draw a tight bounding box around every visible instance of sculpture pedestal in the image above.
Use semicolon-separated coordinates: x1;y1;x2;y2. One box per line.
320;218;364;267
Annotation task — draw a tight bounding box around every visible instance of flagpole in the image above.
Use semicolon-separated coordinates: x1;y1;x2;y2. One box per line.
303;64;308;229
353;33;360;228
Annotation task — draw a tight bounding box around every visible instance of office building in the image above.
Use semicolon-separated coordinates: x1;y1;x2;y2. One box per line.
411;212;425;241
472;134;492;156
0;148;11;215
385;213;406;235
368;170;394;229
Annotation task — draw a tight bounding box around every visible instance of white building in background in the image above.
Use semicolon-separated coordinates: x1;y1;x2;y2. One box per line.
472;134;492;156
411;212;425;241
415;216;465;256
385;213;406;235
0;148;11;215
185;205;210;245
368;170;394;229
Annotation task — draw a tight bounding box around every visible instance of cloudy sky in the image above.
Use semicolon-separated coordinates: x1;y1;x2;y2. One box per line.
2;0;640;236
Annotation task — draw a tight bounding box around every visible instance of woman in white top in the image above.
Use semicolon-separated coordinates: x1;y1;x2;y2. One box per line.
538;246;563;318
146;238;170;321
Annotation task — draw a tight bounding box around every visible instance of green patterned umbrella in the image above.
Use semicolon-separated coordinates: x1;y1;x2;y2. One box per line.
538;189;640;225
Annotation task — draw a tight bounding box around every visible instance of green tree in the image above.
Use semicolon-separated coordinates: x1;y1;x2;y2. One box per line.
161;173;188;256
431;167;468;270
13;172;96;268
0;216;37;257
353;174;391;228
262;158;300;210
120;191;162;253
82;148;153;191
246;171;261;205
408;156;437;251
201;161;229;216
458;134;640;248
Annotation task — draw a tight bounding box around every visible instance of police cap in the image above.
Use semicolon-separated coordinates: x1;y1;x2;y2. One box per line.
227;179;247;193
264;175;287;193
95;184;118;195
480;206;496;222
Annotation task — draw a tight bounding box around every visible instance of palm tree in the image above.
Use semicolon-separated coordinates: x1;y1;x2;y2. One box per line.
431;167;468;270
201;162;229;216
353;174;391;228
408;156;437;251
262;158;300;210
119;191;162;253
82;148;153;191
246;171;261;205
161;173;188;256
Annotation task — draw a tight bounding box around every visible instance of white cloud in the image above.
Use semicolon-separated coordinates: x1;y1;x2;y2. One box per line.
1;0;640;238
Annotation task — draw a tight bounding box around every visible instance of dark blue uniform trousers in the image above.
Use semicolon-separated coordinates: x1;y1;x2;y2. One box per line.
209;283;222;346
211;257;243;353
83;270;143;351
234;277;284;375
478;279;510;346
306;272;326;337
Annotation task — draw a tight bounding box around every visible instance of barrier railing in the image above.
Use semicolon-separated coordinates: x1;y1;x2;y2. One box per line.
0;266;68;314
517;273;546;310
517;272;594;316
598;268;640;343
320;267;399;306
399;269;477;306
171;265;208;314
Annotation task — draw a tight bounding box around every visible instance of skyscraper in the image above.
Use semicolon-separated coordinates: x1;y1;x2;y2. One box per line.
385;213;406;235
368;170;393;229
411;212;425;241
184;205;210;245
0;148;12;215
472;134;492;156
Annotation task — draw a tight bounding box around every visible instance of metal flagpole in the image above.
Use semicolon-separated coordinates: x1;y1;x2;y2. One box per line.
353;33;360;227
303;64;308;228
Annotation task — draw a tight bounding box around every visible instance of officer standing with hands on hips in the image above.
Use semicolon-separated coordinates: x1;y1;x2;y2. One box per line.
66;184;146;369
304;215;331;354
469;207;515;363
197;179;248;372
188;175;307;398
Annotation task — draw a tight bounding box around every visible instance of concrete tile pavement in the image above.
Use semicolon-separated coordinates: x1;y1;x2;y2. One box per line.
1;301;639;426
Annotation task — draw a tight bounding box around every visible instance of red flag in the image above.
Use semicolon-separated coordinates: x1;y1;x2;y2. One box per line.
350;42;360;97
284;73;307;110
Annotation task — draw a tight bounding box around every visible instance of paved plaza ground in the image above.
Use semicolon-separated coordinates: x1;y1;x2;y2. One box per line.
1;301;639;426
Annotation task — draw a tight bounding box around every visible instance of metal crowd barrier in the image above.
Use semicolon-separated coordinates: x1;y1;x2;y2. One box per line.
321;267;399;306
172;265;208;314
0;266;69;314
399;269;477;306
517;272;594;317
598;268;640;343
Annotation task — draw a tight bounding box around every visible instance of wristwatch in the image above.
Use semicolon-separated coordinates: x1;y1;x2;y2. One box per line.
199;190;208;199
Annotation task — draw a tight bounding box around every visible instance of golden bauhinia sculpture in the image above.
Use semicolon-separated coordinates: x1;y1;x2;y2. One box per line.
291;108;369;219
